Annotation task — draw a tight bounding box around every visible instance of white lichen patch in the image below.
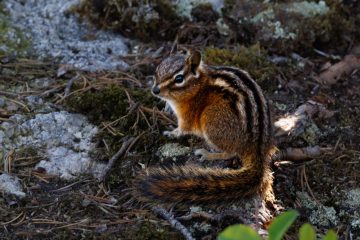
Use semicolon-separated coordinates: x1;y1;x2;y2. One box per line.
0;111;106;180
351;217;360;230
0;173;25;198
250;1;329;41
4;0;129;71
345;188;360;208
157;143;191;159
286;1;329;18
343;188;360;230
190;206;203;213
296;191;316;208
297;191;338;227
190;222;212;233
216;18;230;36
309;205;338;227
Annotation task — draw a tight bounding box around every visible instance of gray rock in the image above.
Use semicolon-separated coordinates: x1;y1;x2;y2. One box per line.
225;0;330;50
4;0;129;71
250;1;329;41
309;205;338;227
345;188;360;208
0;111;106;180
297;191;338;228
0;173;26;198
343;188;360;230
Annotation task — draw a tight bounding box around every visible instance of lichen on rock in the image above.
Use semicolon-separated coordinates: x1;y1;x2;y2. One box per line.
0;173;26;198
0;111;105;180
0;4;31;56
345;188;360;208
296;191;339;228
4;0;129;71
309;205;338;227
223;0;356;54
158;143;191;160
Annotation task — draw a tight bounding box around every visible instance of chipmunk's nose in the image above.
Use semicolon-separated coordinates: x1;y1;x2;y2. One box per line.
152;85;160;95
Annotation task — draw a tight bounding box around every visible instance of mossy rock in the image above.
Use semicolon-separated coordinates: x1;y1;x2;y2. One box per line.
203;44;277;85
222;0;359;55
0;4;31;56
73;0;185;42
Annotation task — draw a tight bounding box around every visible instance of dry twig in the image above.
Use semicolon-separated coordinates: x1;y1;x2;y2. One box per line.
64;74;80;96
152;206;195;240
178;209;250;224
98;137;136;182
273;146;331;162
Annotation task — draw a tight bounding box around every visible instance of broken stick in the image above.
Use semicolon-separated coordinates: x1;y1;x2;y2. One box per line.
152;206;195;240
273;146;331;162
98;137;135;182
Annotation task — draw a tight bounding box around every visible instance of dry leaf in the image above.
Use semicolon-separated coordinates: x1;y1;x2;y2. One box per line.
316;54;360;85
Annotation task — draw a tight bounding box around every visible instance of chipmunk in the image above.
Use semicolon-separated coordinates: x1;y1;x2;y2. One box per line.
135;48;275;205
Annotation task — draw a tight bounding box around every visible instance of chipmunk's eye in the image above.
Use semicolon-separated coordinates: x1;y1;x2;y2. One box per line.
174;74;184;84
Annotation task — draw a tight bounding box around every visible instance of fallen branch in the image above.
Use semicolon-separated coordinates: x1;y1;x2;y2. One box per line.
98;137;135;182
178;209;250;224
152;206;195;240
273;146;331;162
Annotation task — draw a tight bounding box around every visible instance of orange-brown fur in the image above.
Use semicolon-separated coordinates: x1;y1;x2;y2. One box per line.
134;48;275;205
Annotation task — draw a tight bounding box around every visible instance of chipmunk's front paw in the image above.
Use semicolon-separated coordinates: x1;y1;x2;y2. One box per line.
163;128;182;138
194;148;210;162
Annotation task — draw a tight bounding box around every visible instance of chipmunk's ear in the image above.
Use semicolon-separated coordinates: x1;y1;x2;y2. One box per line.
185;49;201;75
170;42;178;55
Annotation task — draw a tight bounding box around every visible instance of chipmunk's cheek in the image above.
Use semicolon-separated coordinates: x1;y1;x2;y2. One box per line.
160;89;170;98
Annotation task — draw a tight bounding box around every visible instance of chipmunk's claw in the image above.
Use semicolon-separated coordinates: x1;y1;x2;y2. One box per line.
163;128;181;138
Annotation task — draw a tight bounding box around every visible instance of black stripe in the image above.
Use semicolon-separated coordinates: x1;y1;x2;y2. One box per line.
266;98;272;144
217;67;266;151
210;73;253;137
205;85;240;116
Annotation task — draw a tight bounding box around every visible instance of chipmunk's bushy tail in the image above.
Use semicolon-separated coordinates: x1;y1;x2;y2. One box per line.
135;154;274;205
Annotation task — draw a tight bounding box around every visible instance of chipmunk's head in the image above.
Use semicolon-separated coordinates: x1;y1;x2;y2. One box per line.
152;48;203;102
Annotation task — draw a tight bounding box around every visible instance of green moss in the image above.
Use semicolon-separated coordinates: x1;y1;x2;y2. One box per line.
73;0;185;42
0;4;31;56
203;44;277;85
66;85;160;127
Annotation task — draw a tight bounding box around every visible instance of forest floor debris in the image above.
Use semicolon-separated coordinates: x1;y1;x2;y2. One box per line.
1;48;359;239
1;0;360;239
